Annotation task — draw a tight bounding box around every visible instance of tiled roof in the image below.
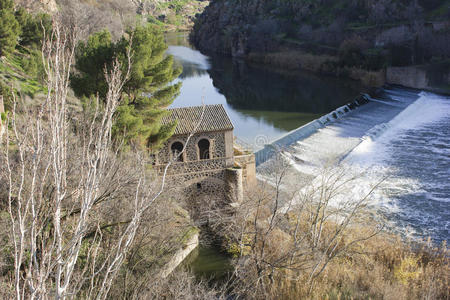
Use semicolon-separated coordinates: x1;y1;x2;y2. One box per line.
161;104;234;136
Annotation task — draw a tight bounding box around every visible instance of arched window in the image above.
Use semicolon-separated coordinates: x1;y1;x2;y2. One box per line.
171;141;184;162
198;139;210;160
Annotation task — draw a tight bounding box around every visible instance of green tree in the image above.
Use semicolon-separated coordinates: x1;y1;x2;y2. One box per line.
0;81;13;110
0;0;20;56
71;30;115;98
15;8;52;48
72;25;181;148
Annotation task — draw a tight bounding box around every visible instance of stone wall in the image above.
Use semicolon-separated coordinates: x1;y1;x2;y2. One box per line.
182;171;227;201
386;67;428;89
157;158;231;176
387;64;450;94
157;131;230;164
235;154;256;187
224;168;243;204
161;232;199;278
155;130;236;203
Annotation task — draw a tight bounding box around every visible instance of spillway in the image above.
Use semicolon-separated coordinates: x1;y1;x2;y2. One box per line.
256;87;449;244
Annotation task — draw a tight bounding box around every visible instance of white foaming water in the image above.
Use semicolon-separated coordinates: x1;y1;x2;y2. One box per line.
346;92;450;243
284;88;416;174
282;88;449;244
349;92;449;162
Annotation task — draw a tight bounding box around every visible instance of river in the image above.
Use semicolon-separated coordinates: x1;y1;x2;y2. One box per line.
166;32;365;148
164;32;449;276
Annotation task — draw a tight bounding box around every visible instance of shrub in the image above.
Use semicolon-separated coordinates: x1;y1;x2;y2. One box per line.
0;81;13;111
339;36;369;67
0;0;20;56
19;49;45;82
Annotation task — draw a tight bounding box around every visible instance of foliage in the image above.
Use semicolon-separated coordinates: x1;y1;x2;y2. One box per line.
17;49;45;81
338;36;369;67
394;255;422;285
72;25;181;148
144;0;208;31
15;9;52;48
226;234;252;258
0;0;20;56
338;37;389;71
71;30;114;98
0;5;48;104
0;21;196;298
0;50;46;102
0;81;13;110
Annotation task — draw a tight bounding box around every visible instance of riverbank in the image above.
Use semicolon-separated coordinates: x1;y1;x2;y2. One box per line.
247;50;386;87
246;51;450;93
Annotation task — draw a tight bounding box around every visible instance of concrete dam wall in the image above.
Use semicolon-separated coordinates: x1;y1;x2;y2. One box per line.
255;96;369;166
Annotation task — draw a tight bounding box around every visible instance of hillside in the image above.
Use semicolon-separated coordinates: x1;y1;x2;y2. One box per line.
191;0;450;86
15;0;208;33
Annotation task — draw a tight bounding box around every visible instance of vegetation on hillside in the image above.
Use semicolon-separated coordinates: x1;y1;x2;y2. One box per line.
145;0;209;31
0;0;20;56
0;1;183;148
16;0;208;34
0;1;52;111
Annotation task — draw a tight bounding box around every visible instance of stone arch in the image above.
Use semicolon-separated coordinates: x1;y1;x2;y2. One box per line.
198;139;210;160
170;140;185;162
196;136;213;160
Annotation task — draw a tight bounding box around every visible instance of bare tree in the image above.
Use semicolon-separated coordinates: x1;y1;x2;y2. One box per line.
213;155;385;298
0;16;187;299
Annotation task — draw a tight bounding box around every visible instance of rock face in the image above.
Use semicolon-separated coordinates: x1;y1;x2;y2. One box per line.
191;0;450;65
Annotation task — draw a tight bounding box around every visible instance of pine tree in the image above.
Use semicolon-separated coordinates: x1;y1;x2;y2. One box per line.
0;0;20;56
72;25;181;148
15;8;52;48
71;30;115;98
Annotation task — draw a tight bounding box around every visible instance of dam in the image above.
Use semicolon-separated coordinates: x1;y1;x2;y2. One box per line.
255;86;420;171
255;87;449;244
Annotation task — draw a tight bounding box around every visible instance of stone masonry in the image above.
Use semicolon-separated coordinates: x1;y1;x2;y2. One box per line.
155;104;255;204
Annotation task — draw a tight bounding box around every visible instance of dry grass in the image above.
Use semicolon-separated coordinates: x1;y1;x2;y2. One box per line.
346;67;386;87
256;230;449;300
220;179;449;300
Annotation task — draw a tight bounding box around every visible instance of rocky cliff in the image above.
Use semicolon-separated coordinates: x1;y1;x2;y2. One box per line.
191;0;450;72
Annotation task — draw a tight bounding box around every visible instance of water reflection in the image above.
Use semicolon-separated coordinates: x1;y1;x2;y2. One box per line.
166;32;365;147
209;58;363;113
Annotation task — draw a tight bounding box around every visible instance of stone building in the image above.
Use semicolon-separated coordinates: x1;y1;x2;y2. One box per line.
155;104;255;204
